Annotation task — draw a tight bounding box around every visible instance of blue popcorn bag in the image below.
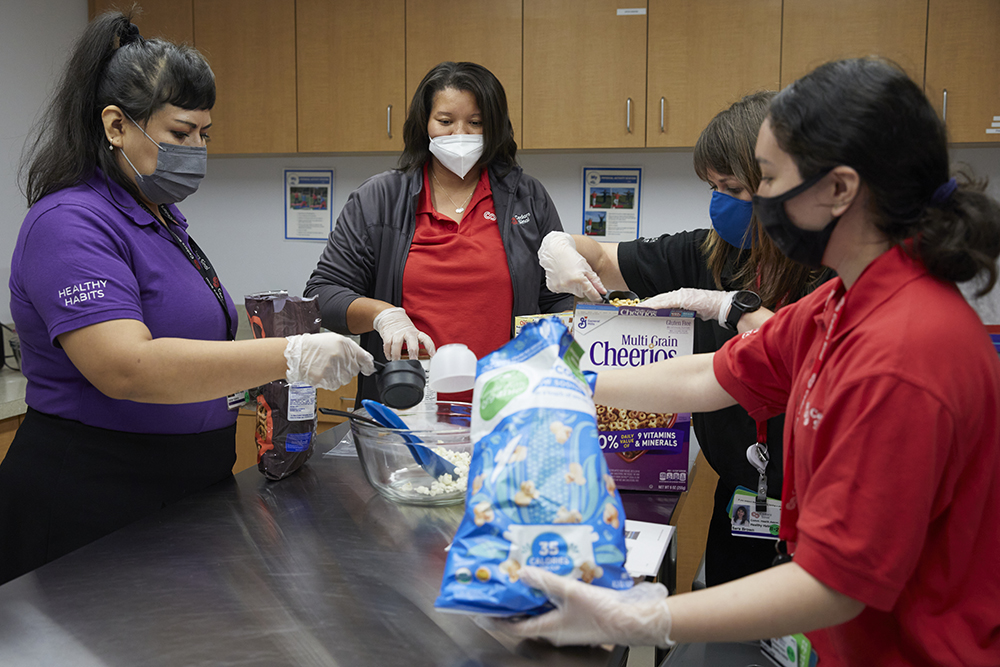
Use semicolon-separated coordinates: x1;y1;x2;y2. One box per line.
435;317;632;616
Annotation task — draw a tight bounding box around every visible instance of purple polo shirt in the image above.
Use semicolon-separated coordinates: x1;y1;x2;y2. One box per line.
9;170;239;434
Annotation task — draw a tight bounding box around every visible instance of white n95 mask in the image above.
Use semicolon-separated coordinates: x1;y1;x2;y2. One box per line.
429;134;484;179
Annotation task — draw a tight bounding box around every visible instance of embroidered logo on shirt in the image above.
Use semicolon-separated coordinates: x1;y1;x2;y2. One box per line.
511;212;531;226
484;211;497;221
802;401;823;430
58;280;107;306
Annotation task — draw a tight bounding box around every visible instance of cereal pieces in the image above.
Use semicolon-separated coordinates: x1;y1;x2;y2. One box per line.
471;474;484;495
595;404;676;432
603;503;620;529
514;481;540;507
509;445;528;463
474;501;495;526
549;420;573;444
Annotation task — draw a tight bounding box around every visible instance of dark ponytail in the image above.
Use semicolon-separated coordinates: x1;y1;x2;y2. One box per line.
19;9;215;206
768;57;1000;296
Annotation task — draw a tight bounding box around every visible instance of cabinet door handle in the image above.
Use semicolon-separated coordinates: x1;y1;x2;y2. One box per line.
626;97;632;134
942;89;948;123
660;97;665;133
387;105;393;138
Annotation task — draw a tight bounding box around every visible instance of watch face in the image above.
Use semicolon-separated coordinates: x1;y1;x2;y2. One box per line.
735;290;762;311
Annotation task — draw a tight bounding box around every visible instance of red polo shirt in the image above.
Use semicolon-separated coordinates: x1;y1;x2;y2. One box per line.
715;246;1000;666
402;165;514;398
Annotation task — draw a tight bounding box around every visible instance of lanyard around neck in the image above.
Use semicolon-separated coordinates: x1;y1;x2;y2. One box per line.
795;289;846;422
778;286;846;548
139;201;235;341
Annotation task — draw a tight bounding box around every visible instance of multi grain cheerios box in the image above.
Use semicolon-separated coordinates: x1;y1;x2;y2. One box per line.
574;302;695;492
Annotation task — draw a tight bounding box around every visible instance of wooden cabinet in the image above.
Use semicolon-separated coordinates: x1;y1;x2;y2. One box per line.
405;0;523;146
646;0;781;148
926;0;1000;144
523;0;647;149
781;0;928;87
297;0;406;153
193;0;297;154
90;0;194;44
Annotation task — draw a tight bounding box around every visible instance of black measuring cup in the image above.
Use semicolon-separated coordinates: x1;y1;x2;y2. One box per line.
602;289;640;304
374;359;426;410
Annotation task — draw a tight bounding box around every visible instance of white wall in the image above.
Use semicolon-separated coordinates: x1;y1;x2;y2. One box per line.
0;0;90;325
2;1;999;325
182;149;710;304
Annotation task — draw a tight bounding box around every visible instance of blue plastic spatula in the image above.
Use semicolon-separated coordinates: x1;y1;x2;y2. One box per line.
361;399;458;479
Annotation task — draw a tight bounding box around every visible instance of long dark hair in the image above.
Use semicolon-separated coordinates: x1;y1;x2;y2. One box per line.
398;61;517;178
769;57;1000;295
694;91;825;309
19;9;215;206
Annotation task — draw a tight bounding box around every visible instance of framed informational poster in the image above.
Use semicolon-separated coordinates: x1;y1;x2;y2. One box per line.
582;167;642;243
284;169;334;240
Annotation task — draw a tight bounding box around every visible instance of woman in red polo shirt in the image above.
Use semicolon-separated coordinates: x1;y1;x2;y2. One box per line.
306;62;572;405
490;57;1000;666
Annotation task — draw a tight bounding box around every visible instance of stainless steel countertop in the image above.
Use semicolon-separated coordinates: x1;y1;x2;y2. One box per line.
0;423;631;667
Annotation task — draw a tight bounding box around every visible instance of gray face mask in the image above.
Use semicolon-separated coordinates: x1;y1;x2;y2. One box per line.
118;112;207;204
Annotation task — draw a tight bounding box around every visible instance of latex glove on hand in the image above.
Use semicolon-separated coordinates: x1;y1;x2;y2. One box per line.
538;231;606;302
641;287;736;326
479;566;675;648
372;307;437;361
284;332;376;390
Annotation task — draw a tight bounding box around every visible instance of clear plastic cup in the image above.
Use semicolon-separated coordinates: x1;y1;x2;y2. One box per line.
428;343;478;393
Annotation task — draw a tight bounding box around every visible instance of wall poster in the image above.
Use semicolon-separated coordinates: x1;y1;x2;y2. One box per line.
582;167;642;243
284;169;334;240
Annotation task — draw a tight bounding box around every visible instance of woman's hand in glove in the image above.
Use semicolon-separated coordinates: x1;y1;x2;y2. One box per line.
372;307;436;361
480;566;675;648
641;287;736;325
284;332;375;390
538;231;606;302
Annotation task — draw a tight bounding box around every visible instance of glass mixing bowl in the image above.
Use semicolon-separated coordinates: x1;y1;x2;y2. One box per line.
350;401;473;506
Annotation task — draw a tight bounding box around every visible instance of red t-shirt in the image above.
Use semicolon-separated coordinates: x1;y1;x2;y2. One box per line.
402;165;514;399
715;246;1000;666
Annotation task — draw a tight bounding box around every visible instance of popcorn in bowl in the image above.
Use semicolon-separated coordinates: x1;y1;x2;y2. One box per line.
350;402;474;506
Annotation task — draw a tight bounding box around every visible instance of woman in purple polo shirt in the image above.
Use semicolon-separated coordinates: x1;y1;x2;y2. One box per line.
0;11;375;585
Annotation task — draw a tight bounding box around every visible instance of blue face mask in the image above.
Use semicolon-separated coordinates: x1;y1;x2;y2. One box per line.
709;190;754;249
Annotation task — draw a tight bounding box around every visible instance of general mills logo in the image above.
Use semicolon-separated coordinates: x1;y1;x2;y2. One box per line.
577;316;589;330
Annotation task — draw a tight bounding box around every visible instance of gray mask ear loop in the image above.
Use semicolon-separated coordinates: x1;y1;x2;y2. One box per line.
117;110;163;178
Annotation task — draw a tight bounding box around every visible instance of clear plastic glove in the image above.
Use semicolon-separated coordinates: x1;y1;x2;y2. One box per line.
284;332;375;390
538;231;606;302
372;307;437;361
641;287;736;326
478;566;675;648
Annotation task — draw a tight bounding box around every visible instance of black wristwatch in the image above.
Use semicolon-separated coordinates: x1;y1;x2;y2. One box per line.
725;290;762;331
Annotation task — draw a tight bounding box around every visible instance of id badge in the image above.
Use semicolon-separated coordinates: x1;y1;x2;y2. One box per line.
727;486;780;540
227;390;249;410
761;634;817;666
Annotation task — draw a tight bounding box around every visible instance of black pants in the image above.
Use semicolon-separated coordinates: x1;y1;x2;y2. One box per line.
0;408;236;585
704;479;780;587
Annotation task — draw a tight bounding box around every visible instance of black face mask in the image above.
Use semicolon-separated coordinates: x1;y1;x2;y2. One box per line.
752;167;838;270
